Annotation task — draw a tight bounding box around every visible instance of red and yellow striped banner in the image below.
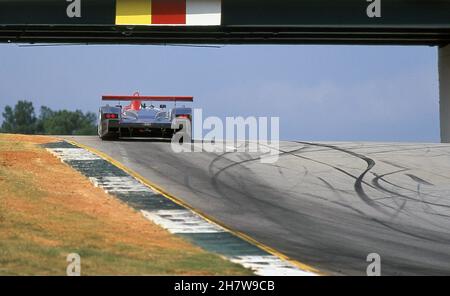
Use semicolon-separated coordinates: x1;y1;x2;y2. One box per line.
115;0;221;26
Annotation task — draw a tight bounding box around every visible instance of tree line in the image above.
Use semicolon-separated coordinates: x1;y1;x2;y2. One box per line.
1;100;97;135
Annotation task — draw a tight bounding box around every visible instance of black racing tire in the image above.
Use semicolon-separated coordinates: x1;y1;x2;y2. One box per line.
100;132;118;141
98;120;118;141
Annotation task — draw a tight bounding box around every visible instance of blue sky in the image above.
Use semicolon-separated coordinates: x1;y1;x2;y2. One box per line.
0;44;439;142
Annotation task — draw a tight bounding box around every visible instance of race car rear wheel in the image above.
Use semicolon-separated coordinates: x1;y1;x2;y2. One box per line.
100;131;118;141
98;123;118;141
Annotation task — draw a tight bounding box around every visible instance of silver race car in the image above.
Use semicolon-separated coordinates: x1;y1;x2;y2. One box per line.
98;92;193;140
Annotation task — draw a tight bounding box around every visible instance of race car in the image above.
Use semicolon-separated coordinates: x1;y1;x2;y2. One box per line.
98;92;193;140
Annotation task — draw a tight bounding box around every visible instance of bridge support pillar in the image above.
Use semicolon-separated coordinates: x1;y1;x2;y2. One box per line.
439;45;450;143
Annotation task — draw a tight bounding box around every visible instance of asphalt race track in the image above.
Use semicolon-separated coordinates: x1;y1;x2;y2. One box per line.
63;136;450;275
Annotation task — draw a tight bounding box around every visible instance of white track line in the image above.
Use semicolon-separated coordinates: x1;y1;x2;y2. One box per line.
89;176;152;193
142;210;225;234
230;256;317;276
46;148;101;161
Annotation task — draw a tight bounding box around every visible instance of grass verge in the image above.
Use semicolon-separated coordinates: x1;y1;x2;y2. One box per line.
0;133;252;275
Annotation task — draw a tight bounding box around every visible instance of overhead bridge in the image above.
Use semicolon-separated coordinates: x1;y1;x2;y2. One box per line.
1;0;450;45
1;0;450;141
1;25;450;46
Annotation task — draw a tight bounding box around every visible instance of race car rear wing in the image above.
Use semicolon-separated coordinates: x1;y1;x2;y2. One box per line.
102;95;193;102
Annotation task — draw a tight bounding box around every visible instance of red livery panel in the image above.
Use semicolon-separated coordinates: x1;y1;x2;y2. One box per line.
152;0;186;25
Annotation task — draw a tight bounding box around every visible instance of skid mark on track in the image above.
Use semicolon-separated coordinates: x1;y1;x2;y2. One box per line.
367;145;450;155
210;141;405;218
372;172;450;209
208;145;312;213
316;177;351;196
371;171;450;236
209;141;450;244
295;142;391;215
405;174;434;186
